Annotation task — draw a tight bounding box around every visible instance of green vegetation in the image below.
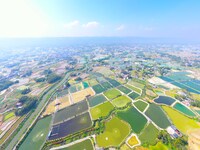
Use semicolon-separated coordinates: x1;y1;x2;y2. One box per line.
4;112;15;121
92;84;106;94
60;139;94;150
117;85;132;94
128;92;140;100
69;85;77;93
106;78;121;87
88;94;107;107
134;100;148;112
90;101;114;120
104;88;121;100
117;107;147;133
145;103;171;129
0;79;16;92
82;81;89;88
139;123;159;145
149;142;168;150
101;82;112;89
112;95;131;108
21;88;31;95
129;80;145;89
162;106;200;134
19;116;52;150
96;116;130;147
35;77;45;83
173;102;196;117
125;84;141;94
88;79;98;86
47;74;61;84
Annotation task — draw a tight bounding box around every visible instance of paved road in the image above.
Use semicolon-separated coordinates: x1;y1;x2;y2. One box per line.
5;73;70;150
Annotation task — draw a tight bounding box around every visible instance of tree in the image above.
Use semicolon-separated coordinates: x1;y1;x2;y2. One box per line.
21;88;31;95
47;74;61;84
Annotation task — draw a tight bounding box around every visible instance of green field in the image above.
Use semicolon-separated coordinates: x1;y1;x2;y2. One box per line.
88;79;98;86
60;139;94;150
112;95;131;108
117;85;132;94
90;101;114;120
19;116;52;150
129;80;145;89
139;123;159;145
145;103;171;129
149;142;168;150
162;106;200;134
106;78;121;87
104;88;121;100
173;102;196;117
101;82;113;89
69;85;77;93
96;116;130;147
128;92;140;100
125;84;141;94
92;84;106;94
117;107;147;133
134;100;148;112
88;94;107;107
3;111;15;121
82;81;89;89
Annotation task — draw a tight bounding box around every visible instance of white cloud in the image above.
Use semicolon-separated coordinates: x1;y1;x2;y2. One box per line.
64;20;79;28
116;25;125;31
82;21;99;28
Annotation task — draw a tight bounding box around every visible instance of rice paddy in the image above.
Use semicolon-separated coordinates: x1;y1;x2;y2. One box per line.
92;84;106;94
117;85;132;94
133;100;148;112
154;96;176;106
173;102;196;117
88;94;107;107
128;92;140;100
112;95;132;108
104;88;121;100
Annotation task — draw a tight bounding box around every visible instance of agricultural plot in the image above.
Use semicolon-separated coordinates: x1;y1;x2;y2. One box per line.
88;79;98;86
154;96;176;106
72;88;95;103
90;101;114;120
127;135;140;148
69;85;77;93
96;77;107;83
57;89;68;98
162;106;200;135
173;102;196;117
88;94;107;107
104;88;121;100
53;100;88;125
128;92;140;100
106;78;121;87
101;82;113;90
82;81;89;89
3;111;15;122
117;107;147;133
117;86;132;94
60;139;94;150
48;112;92;140
112;95;131;108
96;116;130;147
125;84;141;94
128;81;145;89
149;142;168;150
76;83;83;91
139;123;159;145
19;116;52;150
92;84;106;94
133;100;148;112
145;103;171;129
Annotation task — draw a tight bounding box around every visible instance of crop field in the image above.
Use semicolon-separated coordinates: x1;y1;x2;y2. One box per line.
88;79;98;86
133;100;148;112
106;78;121;87
145;103;171;129
96;77;107;83
69;85;77;93
60;139;94;150
57;89;68;98
72;88;95;103
90;101;114;120
128;92;140;100
3;111;15;122
112;95;131;108
173;103;196;117
96;116;130;147
154;96;175;106
139;123;159;145
162;106;200;134
117;86;132;94
125;84;141;94
48;112;92;140
92;84;106;94
19;116;52;150
88;94;107;107
53;100;88;125
127;135;139;147
149;142;168;150
117;107;147;133
104;88;121;100
146;89;157;98
128;81;145;89
101;82;113;90
82;81;89;89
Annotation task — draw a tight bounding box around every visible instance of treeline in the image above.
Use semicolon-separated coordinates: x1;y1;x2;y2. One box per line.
0;79;18;92
15;96;38;116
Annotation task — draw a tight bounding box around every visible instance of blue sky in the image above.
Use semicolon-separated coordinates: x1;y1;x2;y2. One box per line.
0;0;200;38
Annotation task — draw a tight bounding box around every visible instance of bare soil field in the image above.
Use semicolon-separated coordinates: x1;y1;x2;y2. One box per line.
72;88;95;103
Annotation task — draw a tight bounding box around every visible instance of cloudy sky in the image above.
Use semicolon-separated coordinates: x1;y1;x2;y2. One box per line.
0;0;200;39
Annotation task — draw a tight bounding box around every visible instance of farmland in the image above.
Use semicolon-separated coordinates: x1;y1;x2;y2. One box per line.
96;117;130;147
162;106;200;134
117;107;147;133
106;78;121;87
173;102;196;117
19;116;52;150
72;88;95;103
154;96;176;106
101;82;113;89
88;94;107;107
92;84;106;94
145;103;171;129
82;81;89;89
125;84;141;94
133;100;148;112
112;95;132;108
90;101;114;120
104;88;121;100
117;85;132;94
128;92;140;100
